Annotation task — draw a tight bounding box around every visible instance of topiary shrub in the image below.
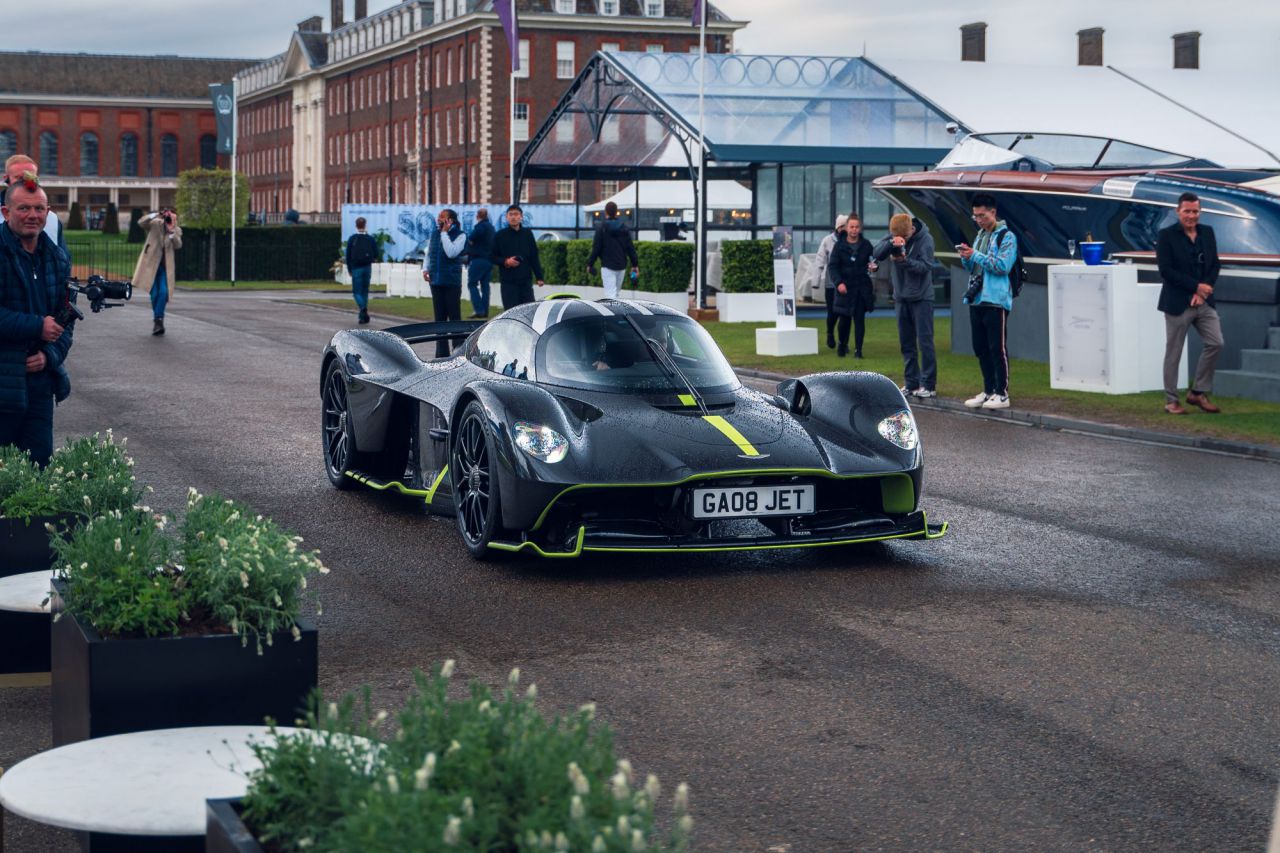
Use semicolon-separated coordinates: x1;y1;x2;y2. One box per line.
720;240;774;293
538;240;568;285
127;209;146;243
102;202;120;235
565;239;600;287
66;202;85;231
634;241;693;293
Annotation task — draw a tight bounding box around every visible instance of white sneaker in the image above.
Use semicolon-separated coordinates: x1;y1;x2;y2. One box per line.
964;392;989;408
912;388;937;398
981;394;1010;409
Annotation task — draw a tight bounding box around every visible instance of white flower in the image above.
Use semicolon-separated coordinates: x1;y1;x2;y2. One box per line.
43;522;55;533
385;773;399;794
570;795;585;821
413;767;430;791
374;710;388;724
592;837;606;853
441;659;456;678
113;538;122;553
674;783;689;814
616;815;630;836
555;832;569;851
83;495;92;508
617;759;633;783
477;700;490;714
645;774;661;803
300;576;307;590
327;702;339;719
217;536;229;551
631;829;646;851
611;771;630;800
443;816;461;846
579;703;596;721
677;815;693;835
447;739;461;755
239;571;250;588
508;667;520;688
540;831;553;849
290;625;301;642
568;762;590;796
526;683;538;701
462;797;474;819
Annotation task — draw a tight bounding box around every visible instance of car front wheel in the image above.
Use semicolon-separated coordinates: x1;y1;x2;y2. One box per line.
451;401;505;558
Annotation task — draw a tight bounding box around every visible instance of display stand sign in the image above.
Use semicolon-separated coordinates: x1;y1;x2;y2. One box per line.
754;226;817;356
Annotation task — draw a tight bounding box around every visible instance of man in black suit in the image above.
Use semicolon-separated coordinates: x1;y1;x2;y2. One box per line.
1156;192;1224;414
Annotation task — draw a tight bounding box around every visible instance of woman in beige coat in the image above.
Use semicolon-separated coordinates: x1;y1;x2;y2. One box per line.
132;209;182;336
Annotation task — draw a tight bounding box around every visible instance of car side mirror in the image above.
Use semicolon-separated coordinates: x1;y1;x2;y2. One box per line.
775;379;811;416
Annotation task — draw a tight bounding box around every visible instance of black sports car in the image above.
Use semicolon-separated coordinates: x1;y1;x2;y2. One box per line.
320;297;946;558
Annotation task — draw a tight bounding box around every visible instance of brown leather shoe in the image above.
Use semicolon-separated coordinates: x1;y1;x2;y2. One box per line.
1164;401;1187;415
1186;391;1221;413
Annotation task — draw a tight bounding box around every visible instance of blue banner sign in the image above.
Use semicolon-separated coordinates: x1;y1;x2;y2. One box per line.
341;204;578;262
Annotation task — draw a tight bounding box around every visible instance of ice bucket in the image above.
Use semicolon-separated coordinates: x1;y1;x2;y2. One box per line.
1080;241;1106;265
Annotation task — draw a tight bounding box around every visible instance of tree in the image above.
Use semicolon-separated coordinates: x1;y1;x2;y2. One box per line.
175;168;250;228
127;208;146;243
102;202;120;235
66;201;85;231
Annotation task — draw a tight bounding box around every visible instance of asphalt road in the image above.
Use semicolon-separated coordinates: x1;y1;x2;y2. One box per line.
4;291;1279;852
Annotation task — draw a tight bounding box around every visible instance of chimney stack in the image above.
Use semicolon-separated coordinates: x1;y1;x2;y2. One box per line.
297;15;323;33
331;0;344;29
960;22;987;62
1077;27;1104;66
355;0;368;20
1173;31;1201;69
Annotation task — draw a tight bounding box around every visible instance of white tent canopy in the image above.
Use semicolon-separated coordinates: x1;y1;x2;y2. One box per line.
584;180;753;213
867;58;1280;169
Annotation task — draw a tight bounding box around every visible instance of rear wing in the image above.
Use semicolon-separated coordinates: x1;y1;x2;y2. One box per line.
385;320;487;345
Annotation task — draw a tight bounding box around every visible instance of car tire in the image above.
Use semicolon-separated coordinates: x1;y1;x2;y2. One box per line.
321;360;368;489
451;400;506;558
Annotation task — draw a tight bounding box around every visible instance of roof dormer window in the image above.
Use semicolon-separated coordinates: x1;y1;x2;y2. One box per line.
601;0;619;14
644;0;664;17
556;0;575;12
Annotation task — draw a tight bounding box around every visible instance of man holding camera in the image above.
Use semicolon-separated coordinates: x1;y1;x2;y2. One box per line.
491;204;544;309
957;193;1017;410
2;155;66;254
132;208;182;336
0;174;73;467
873;213;937;398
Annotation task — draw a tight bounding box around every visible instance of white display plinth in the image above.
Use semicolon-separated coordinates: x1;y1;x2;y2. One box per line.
756;326;818;357
1048;264;1186;394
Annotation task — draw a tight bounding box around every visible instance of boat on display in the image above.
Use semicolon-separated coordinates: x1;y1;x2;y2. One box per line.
873;132;1280;266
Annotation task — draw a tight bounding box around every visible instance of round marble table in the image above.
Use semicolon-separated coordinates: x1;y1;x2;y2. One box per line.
0;725;297;837
0;570;54;613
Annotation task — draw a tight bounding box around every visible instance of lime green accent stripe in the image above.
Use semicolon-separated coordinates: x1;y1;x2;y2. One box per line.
701;415;759;457
489;526;586;558
880;476;915;515
530;468;916;531
545;291;582;300
344;468;449;503
677;394;697;407
424;466;449;504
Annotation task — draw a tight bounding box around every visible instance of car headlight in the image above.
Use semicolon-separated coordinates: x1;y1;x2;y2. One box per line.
877;410;918;450
513;421;569;463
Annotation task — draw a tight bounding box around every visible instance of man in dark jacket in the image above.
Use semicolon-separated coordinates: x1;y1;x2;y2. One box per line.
873;214;936;398
491;204;544;309
586;201;639;299
1156;192;1223;414
466;208;495;318
826;213;873;358
0;178;73;467
345;217;377;324
424;208;467;357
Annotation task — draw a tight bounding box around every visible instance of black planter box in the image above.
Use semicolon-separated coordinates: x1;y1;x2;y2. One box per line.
0;514;73;577
50;580;318;746
0;608;51;673
206;798;265;853
78;828;205;853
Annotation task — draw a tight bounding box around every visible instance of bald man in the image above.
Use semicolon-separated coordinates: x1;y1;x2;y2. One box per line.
0;175;73;466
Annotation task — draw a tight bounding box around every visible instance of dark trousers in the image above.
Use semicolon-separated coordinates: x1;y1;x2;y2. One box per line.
431;285;463;357
350;265;371;312
500;280;535;311
467;261;492;316
969;304;1009;396
896;299;936;391
0;374;55;467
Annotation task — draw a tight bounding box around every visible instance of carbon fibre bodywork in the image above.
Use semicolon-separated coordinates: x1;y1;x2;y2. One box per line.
320;299;946;557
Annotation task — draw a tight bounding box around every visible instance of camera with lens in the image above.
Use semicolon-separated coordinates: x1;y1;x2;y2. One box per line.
963;274;983;303
889;242;905;257
55;275;132;328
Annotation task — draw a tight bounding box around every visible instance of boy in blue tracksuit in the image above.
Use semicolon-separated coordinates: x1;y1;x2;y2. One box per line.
958;192;1017;409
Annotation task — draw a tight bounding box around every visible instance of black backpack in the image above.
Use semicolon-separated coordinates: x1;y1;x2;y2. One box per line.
996;228;1027;297
348;233;376;267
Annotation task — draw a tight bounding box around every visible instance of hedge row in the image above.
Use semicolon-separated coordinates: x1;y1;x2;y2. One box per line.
720;240;773;293
525;239;693;293
176;226;341;281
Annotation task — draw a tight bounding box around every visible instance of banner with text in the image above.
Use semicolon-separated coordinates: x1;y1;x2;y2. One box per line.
209;83;235;155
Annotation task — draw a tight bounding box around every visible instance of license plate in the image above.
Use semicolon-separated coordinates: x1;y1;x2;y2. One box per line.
691;484;815;519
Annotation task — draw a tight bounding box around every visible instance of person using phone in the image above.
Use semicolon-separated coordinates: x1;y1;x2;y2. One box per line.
958;193;1017;410
872;214;937;398
132;207;182;337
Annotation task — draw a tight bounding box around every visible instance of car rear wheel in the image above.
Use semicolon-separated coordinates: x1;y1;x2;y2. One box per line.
322;360;366;489
451;401;505;558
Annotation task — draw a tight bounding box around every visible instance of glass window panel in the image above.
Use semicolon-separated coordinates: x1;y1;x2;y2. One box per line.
755;167;777;226
834;178;853;220
0;130;15;162
161;134;178;177
39;131;58;175
79;132;99;176
200;134;217;169
781;165;804;226
802;164;830;226
1009;134;1106;168
859;165;891;232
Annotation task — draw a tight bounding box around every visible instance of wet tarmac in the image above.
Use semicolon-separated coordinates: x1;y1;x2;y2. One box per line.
3;291;1278;851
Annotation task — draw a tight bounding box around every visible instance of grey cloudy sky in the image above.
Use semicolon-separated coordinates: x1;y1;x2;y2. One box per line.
23;0;1280;71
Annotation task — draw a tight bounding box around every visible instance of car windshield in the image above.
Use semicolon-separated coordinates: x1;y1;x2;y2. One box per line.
535;312;738;395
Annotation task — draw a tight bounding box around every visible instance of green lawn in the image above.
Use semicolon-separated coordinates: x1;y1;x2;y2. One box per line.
296;297;1280;447
179;281;386;293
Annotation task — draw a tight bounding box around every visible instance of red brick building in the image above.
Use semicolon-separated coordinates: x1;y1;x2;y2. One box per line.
0;52;257;224
235;0;742;216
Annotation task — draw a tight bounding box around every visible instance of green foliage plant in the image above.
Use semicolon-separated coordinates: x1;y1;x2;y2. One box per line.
127;208;146;243
66;202;85;231
0;431;140;523
720;240;774;293
565;239;601;287
242;664;694;852
102;202;120;235
633;242;693;293
538;241;568;285
176;168;250;228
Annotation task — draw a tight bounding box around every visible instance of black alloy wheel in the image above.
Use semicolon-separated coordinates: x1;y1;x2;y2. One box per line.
451;401;504;558
322;361;364;489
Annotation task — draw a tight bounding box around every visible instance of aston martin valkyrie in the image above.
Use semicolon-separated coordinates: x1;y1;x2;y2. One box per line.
320;297;946;558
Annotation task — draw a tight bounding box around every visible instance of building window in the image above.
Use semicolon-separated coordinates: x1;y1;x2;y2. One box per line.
520;179;531;203
470;104;478;143
644;0;664;16
602;42;620;53
446;111;452;146
435;53;442;87
555;179;574;203
645;44;664;53
434;113;441;147
79;132;99;176
512;103;529;142
556;0;574;12
446;49;454;86
601;0;619;14
515;39;529;78
599;179;621;198
556;41;575;79
200;134;217;169
458;107;465;146
116;133;137;177
0;130;15;161
471;43;478;78
161;134;178;176
39;131;59;174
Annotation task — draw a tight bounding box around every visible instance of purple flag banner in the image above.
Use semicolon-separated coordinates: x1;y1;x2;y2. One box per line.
495;0;520;71
691;0;704;27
